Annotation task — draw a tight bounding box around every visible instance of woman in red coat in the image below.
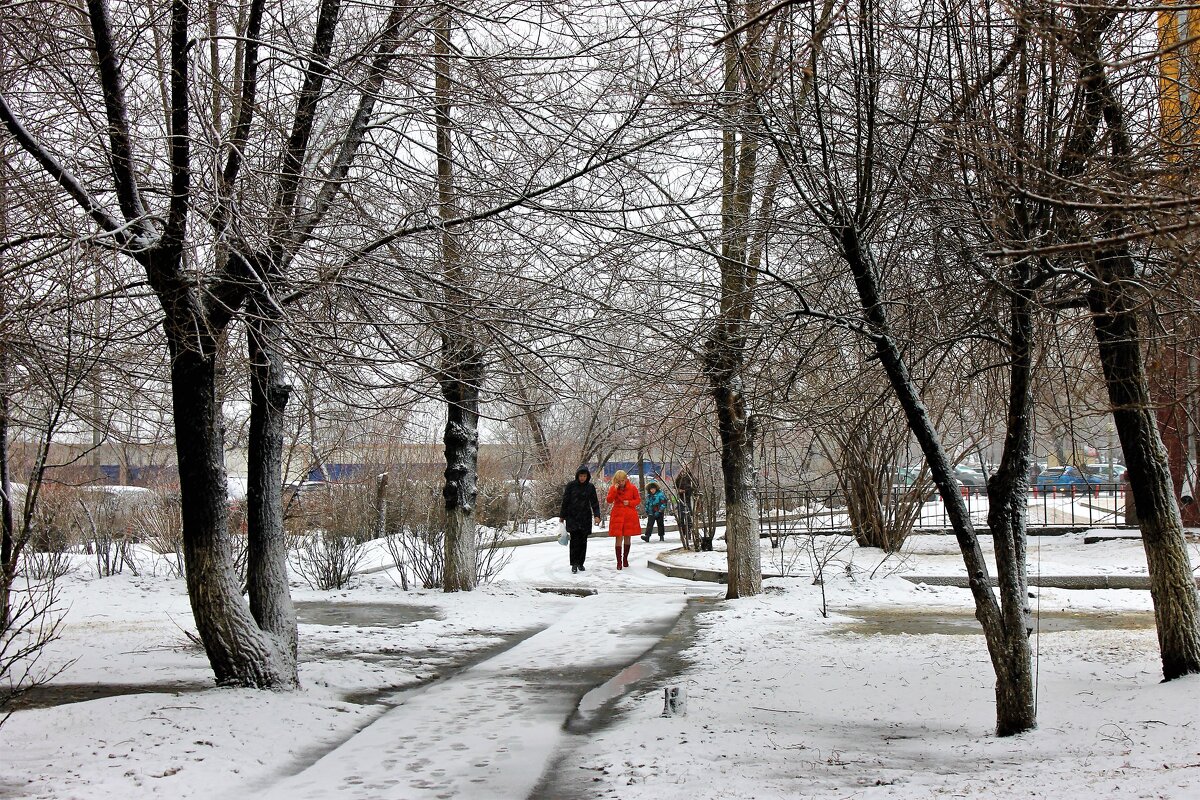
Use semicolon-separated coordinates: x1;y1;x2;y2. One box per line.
606;470;641;570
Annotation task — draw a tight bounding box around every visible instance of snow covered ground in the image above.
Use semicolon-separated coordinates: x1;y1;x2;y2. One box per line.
667;529;1176;581
3;528;1197;799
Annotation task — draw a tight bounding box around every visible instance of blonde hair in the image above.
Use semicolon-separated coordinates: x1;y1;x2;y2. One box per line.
613;469;628;482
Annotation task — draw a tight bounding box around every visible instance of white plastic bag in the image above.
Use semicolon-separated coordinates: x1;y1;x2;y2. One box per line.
557;522;570;546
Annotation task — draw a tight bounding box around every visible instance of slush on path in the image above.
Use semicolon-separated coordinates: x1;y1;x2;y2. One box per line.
260;591;688;799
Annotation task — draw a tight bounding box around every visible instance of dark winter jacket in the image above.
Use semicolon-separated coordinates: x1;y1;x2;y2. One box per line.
560;468;601;532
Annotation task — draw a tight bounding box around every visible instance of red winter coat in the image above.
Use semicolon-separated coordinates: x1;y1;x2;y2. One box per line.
606;481;641;537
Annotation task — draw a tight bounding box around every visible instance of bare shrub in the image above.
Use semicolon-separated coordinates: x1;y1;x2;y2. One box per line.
692;489;721;552
1;572;68;726
76;492;137;578
293;532;366;591
476;479;514;529
531;479;564;521
385;506;512;590
286;479;383;540
806;534;855;618
227;500;248;588
19;549;72;582
824;402;931;553
23;484;77;556
676;458;721;552
768;533;808;578
87;522;134;578
387;509;445;590
135;491;185;577
476;526;514;582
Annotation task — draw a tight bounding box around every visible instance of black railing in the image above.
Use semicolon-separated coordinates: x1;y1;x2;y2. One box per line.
757;484;1130;538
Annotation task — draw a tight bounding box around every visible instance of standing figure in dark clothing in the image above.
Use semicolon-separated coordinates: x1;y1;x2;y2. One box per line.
674;467;696;539
560;466;602;573
675;467;695;503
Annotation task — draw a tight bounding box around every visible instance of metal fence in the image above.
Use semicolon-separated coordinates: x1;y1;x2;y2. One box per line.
757;484;1130;538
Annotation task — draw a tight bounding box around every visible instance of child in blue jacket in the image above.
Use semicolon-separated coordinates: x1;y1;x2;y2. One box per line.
640;482;669;542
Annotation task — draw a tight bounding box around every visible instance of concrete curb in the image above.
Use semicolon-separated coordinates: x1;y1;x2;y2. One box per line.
645;548;784;584
648;549;1196;591
1082;531;1141;544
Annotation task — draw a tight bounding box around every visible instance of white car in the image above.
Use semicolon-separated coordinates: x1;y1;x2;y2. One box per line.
1083;463;1126;482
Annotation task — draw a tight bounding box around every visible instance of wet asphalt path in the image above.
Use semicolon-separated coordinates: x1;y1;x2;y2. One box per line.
257;586;710;800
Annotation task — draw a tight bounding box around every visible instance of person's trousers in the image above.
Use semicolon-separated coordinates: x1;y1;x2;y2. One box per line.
568;528;589;566
644;513;665;539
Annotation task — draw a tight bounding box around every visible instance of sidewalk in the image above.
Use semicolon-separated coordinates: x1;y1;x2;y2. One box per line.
256;592;689;800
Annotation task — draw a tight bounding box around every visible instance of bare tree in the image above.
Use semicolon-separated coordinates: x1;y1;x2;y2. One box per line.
732;0;1042;734
431;6;483;592
0;0;424;686
1051;2;1200;678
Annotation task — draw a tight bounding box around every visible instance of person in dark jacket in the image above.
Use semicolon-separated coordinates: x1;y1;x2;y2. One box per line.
675;467;695;503
560;466;602;573
674;467;696;538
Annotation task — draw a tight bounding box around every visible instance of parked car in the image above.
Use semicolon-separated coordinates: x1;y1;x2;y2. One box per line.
953;465;987;494
1036;466;1104;491
1084;463;1126;481
894;466;925;487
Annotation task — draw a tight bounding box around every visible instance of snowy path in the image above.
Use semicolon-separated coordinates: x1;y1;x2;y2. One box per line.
257;540;715;799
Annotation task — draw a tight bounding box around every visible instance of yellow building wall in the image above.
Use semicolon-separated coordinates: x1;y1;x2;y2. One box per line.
1159;4;1200;145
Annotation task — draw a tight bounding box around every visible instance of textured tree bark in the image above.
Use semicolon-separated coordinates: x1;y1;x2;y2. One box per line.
0;0;298;688
983;259;1037;735
374;472;389;540
1063;3;1200;679
1089;252;1200;679
433;7;482;593
718;439;761;598
707;342;761;599
441;357;481;592
523;404;553;476
233;0;346;683
168;330;291;687
704;0;768;600
245;298;299;677
0;352;13;625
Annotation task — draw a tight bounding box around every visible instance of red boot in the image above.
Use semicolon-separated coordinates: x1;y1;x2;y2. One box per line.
623;542;631;569
616;548;623;570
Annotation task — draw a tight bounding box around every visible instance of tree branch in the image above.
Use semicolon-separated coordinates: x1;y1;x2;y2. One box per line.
85;0;149;229
0;94;126;239
165;0;190;245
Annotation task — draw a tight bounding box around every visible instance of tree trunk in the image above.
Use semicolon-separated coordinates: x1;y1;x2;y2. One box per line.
169;331;292;688
707;337;761;598
982;259;1037;736
512;378;553;474
840;225;1036;734
245;297;299;675
1060;2;1200;678
374;472;389;540
441;356;481;592
1089;249;1200;679
703;0;769;599
433;7;481;593
0;351;14;625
